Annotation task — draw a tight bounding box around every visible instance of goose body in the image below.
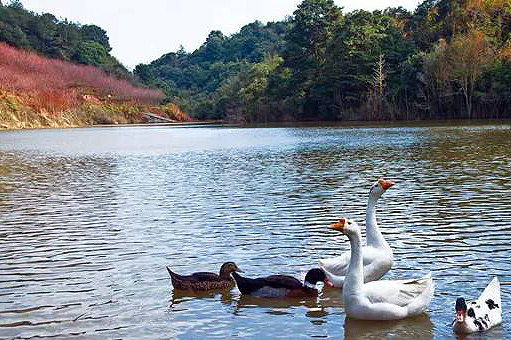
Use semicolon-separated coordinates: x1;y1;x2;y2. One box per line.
232;268;326;298
167;262;242;291
331;218;434;320
453;277;502;334
319;179;394;288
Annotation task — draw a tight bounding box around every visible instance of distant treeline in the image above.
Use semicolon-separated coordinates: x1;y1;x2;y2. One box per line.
0;0;129;78
135;0;511;122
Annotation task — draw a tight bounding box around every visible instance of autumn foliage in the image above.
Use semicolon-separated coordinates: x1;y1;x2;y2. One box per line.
0;42;164;113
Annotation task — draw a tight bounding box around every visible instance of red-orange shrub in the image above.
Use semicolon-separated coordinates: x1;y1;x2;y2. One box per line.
0;42;164;112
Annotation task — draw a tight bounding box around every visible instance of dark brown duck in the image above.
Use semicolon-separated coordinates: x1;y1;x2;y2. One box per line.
166;262;242;291
232;268;327;298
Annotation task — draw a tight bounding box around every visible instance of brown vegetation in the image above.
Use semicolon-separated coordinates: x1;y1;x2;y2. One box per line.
0;43;188;129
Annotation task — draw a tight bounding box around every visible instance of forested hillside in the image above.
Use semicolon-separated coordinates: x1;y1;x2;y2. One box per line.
0;1;189;130
0;0;129;78
134;21;291;120
135;0;511;122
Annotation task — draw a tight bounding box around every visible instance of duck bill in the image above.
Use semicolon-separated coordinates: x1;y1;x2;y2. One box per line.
329;218;346;231
378;178;395;191
235;267;244;273
456;311;464;323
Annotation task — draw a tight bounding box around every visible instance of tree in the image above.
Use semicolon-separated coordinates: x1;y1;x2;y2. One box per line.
81;24;111;52
73;41;108;66
196;30;226;62
176;45;186;56
367;54;387;119
278;0;342;118
239;55;283;122
422;38;453;116
449;30;495;117
7;0;23;9
0;21;31;49
285;0;341;65
316;9;415;119
134;63;155;83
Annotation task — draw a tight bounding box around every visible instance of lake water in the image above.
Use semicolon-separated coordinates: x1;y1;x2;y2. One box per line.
0;123;510;339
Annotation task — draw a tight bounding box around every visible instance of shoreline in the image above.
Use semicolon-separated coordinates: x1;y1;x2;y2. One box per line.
90;120;235;128
1;118;510;132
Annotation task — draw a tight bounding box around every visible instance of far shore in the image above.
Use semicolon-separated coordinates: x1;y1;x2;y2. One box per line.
2;118;511;132
90;120;235;128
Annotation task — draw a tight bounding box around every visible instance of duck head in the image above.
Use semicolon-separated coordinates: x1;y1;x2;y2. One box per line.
220;262;243;275
369;178;394;198
455;297;467;323
329;217;361;237
304;268;328;289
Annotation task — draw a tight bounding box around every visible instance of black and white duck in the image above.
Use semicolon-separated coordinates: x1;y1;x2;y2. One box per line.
453;277;502;334
232;268;327;298
166;261;242;291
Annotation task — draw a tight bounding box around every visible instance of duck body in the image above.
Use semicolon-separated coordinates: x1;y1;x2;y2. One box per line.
453;277;502;334
232;268;326;298
319;179;394;288
331;218;434;320
167;261;241;291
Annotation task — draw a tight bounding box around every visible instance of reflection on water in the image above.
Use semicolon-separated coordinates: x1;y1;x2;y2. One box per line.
344;315;434;340
0;123;510;339
171;289;235;308
235;293;321;311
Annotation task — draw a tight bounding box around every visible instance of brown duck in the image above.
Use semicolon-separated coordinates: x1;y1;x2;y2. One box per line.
166;262;242;291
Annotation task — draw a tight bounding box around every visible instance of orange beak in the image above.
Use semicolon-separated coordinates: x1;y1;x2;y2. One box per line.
378;178;395;191
329;218;346;231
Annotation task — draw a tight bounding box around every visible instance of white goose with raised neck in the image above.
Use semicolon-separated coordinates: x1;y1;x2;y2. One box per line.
343;219;365;295
319;178;394;288
365;184;391;249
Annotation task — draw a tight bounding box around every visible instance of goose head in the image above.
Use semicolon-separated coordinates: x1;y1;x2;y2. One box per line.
369;178;394;199
329;218;361;237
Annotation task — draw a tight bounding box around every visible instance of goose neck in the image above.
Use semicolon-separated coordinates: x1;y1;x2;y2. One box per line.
345;231;364;294
365;195;388;248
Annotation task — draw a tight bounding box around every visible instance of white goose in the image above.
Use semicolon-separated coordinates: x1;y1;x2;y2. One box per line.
453;277;502;334
330;218;434;320
319;178;394;287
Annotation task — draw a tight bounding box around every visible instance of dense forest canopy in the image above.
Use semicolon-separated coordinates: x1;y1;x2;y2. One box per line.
135;0;511;122
0;0;129;78
1;0;510;122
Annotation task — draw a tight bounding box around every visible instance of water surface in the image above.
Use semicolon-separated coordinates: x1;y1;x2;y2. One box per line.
1;123;510;339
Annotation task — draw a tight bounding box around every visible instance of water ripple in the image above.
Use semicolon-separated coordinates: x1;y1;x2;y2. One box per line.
0;124;510;339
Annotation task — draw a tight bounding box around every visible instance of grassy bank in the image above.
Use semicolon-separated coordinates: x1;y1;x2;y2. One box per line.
0;43;189;130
